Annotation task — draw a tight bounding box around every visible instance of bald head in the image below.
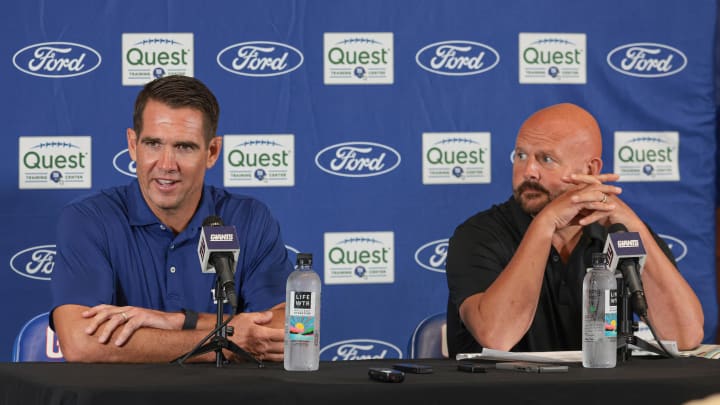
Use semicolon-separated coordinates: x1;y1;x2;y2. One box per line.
511;103;604;215
518;103;602;159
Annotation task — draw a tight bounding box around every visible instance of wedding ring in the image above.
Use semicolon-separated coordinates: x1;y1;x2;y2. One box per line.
121;312;128;322
601;193;608;204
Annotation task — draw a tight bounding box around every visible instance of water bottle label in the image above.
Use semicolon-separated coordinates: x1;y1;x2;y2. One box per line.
289;291;316;342
604;289;618;337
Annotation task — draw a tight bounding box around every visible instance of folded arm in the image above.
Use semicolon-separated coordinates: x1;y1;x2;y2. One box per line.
54;302;286;363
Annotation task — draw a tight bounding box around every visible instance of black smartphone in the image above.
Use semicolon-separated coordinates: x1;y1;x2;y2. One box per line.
368;367;405;382
392;363;433;374
457;362;491;373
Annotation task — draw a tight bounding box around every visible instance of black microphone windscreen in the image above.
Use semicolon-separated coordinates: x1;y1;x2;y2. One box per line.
202;215;224;227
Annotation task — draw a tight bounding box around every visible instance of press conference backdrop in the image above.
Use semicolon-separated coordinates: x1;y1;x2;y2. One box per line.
2;0;717;362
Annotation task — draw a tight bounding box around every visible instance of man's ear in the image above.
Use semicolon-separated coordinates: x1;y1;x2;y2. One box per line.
588;157;603;175
127;128;138;161
206;135;222;169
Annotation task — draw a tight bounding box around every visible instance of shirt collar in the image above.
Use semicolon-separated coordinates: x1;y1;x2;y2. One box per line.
127;179;214;236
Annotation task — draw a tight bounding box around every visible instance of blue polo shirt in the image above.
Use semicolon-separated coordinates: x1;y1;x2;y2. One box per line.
50;180;293;322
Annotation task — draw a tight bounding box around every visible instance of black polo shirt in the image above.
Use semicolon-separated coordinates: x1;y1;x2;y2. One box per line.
446;196;616;356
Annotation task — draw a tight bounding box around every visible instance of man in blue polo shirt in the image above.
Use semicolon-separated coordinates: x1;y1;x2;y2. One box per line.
51;76;293;363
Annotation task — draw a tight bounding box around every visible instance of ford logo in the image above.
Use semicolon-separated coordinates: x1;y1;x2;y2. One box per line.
607;43;687;78
416;40;500;76
10;244;56;281
320;339;403;361
659;234;687;262
112;149;137;178
13;42;102;78
315;142;401;178
414;239;449;273
216;41;303;77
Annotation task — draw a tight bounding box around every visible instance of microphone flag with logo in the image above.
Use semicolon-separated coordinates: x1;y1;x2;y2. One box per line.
602;223;648;318
197;215;240;311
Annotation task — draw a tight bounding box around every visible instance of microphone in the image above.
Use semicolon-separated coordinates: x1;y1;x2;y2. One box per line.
197;215;240;312
603;223;648;318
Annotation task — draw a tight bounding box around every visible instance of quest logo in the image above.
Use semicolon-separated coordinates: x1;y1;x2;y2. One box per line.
607;43;687;78
659;234;688;262
315;142;401;178
13;42;102;78
112;149;136;178
414;239;449;273
223;135;294;187
320;339;403;361
217;41;303;77
10;244;55;281
415;40;499;76
613;131;679;182
324;232;394;284
19;136;92;189
122;34;194;86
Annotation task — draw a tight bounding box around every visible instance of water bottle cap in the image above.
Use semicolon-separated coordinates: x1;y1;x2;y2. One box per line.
592;252;607;268
296;253;313;266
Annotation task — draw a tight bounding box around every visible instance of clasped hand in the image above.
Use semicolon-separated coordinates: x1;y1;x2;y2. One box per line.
544;173;629;229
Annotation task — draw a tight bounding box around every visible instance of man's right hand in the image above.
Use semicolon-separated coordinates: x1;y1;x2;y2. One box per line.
226;305;285;363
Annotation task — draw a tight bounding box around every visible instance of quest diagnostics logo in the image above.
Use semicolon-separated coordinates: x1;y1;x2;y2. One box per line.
414;239;448;273
223;135;294;187
13;42;102;78
122;33;194;86
315;141;400;178
10;244;55;281
324;33;394;84
422;132;491;184
217;41;303;77
613;131;679;182
19;136;91;189
519;33;586;84
607;43;687;78
320;339;403;361
324;232;394;285
415;40;499;76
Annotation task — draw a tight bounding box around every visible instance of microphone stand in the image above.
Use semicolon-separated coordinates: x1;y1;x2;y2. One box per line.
173;276;263;368
615;276;667;361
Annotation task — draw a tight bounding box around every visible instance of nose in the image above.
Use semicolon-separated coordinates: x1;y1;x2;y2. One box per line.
520;156;540;181
157;145;177;172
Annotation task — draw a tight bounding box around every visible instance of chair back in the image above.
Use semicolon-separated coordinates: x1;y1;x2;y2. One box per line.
408;312;448;359
12;312;64;362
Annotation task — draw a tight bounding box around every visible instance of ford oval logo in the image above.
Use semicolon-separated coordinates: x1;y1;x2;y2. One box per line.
320;339;403;361
414;239;448;273
112;149;137;178
10;244;56;281
416;40;500;76
607;43;687;78
216;41;303;77
315;142;401;178
13;42;102;78
659;234;687;262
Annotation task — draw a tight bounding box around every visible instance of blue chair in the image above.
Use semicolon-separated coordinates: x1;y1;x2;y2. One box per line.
408;312;448;359
12;312;64;362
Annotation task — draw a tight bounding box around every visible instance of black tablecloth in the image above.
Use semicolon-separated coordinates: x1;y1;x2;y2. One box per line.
1;357;719;405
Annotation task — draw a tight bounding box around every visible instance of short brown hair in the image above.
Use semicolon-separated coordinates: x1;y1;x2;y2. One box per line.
133;75;220;144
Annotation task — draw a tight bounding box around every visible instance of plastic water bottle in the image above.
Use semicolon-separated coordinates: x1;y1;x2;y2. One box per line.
582;252;617;368
284;253;321;371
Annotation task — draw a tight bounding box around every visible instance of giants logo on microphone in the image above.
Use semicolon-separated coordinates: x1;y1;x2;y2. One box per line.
198;225;240;274
604;231;647;271
618;239;639;248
